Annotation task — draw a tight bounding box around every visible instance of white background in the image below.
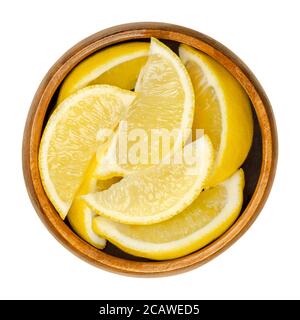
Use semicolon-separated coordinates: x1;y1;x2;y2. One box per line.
0;0;299;300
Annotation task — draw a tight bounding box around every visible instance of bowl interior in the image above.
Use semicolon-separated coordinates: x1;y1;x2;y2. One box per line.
44;38;262;263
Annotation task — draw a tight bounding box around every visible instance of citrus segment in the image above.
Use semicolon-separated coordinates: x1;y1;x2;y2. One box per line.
179;44;253;186
96;38;195;178
84;136;213;225
39;85;136;219
93;169;244;260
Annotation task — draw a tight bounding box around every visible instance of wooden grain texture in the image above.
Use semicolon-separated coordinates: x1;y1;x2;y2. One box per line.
22;22;278;276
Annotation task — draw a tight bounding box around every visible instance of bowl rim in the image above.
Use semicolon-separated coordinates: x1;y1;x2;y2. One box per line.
22;22;278;276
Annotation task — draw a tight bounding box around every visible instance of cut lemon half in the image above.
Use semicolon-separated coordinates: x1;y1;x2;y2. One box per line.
96;38;195;178
39;85;136;219
179;44;253;186
57;42;149;103
83;135;213;225
68;155;120;249
93;169;244;260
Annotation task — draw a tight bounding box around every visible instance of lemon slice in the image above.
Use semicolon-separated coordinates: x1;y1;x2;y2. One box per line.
96;38;195;178
57;42;149;103
93;169;244;260
67;155;120;249
179;44;253;186
83;135;213;225
39;85;136;219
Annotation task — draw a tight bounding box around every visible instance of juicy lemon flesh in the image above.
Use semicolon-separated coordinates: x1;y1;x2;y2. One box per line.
97;38;194;177
84;136;213;225
93;169;244;260
115;186;226;243
45;94;107;208
188;60;222;150
57;42;149;103
39;85;135;218
91;165;200;219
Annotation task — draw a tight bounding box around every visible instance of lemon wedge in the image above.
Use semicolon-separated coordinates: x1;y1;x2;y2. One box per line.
39;85;136;219
96;38;195;178
92;169;244;260
83;135;213;225
57;42;149;103
67;155;120;249
179;44;253;186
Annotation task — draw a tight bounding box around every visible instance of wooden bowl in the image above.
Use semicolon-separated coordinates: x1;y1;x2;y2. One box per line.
22;22;277;276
